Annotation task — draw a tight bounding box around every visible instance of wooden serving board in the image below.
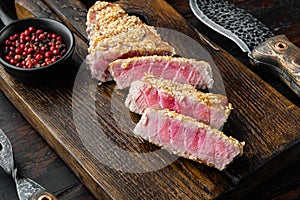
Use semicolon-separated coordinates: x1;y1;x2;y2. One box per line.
0;0;299;199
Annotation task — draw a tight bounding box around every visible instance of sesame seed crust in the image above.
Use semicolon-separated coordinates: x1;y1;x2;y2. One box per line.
87;1;175;54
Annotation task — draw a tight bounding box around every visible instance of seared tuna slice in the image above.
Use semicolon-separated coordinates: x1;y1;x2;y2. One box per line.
134;108;244;170
109;55;213;89
86;1;175;82
126;74;231;129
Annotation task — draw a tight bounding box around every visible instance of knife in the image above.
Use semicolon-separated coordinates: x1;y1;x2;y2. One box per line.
0;128;57;200
190;0;300;97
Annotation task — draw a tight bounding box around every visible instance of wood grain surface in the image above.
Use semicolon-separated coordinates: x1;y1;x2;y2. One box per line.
168;0;300;107
0;90;95;200
0;0;299;199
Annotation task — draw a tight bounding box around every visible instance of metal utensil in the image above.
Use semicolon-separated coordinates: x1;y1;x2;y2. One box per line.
190;0;300;97
0;129;57;200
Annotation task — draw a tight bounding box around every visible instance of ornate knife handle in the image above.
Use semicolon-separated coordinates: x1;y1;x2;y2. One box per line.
251;35;300;97
29;190;57;200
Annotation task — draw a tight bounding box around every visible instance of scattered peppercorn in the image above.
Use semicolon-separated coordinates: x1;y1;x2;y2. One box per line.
3;26;67;69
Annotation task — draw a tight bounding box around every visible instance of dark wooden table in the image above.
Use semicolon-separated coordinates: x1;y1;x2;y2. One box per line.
0;0;299;199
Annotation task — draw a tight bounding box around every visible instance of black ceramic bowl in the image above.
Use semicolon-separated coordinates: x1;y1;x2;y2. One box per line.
0;17;75;83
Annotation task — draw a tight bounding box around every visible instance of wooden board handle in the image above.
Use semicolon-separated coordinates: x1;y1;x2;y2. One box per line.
251;35;300;97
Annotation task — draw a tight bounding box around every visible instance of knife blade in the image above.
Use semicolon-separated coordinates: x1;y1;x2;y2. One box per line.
0;128;57;200
190;0;300;97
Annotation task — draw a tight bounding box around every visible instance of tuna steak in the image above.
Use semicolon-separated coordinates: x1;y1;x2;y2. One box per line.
134;108;244;170
109;55;213;89
86;1;175;82
126;74;231;129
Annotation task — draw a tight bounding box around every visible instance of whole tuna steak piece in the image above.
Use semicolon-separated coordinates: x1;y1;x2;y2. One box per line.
109;55;213;89
126;74;231;129
134;108;244;170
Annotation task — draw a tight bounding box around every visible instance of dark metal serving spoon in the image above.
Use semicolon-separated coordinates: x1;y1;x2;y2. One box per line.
0;1;75;83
